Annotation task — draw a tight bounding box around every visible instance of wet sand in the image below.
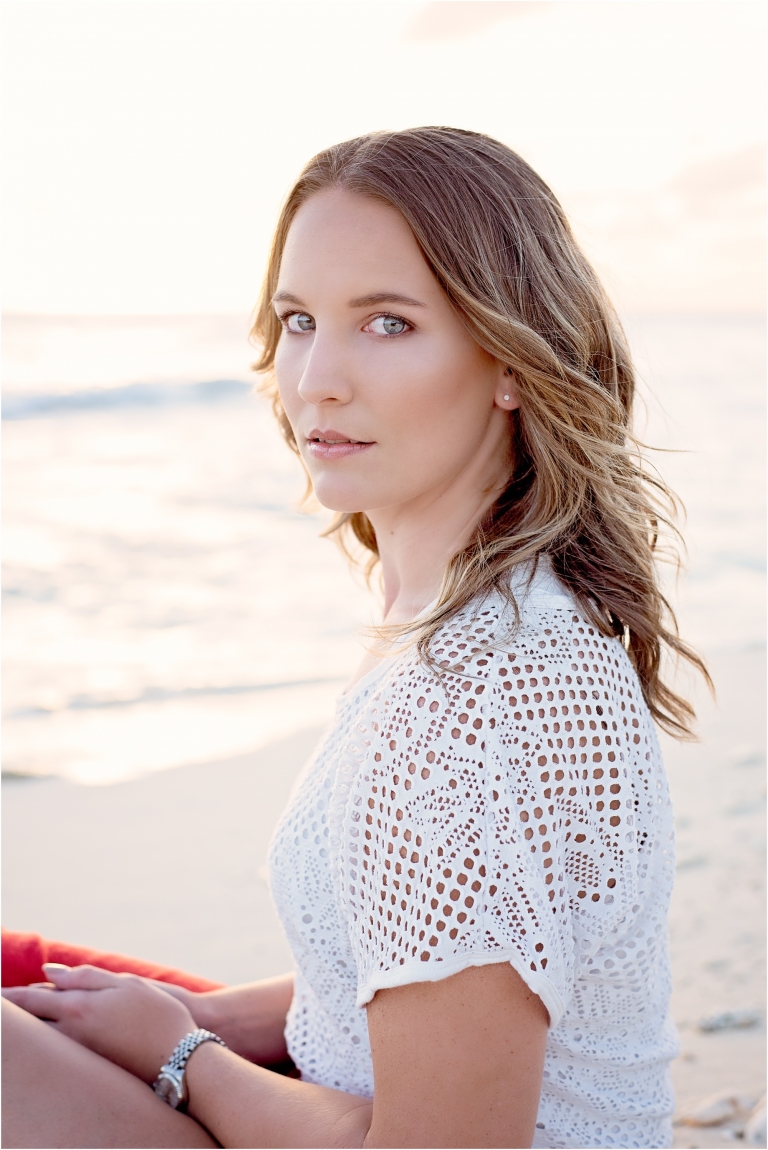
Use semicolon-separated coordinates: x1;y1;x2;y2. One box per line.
3;648;764;1146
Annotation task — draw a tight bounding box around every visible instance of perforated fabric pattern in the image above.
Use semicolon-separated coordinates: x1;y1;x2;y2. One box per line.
269;563;677;1148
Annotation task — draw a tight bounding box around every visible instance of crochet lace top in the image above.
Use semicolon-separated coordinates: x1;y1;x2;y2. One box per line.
268;561;678;1149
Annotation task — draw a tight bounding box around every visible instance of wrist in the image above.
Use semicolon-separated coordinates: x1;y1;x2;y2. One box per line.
182;1037;230;1124
153;1028;227;1110
187;990;221;1032
139;1016;193;1085
185;989;254;1058
177;980;293;1064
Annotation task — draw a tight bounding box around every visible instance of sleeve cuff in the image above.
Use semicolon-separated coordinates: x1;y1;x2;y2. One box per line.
355;949;566;1029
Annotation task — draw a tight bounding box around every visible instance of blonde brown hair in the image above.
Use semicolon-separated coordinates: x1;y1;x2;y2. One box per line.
252;126;708;737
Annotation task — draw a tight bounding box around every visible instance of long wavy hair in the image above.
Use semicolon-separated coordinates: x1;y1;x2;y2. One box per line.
251;126;708;737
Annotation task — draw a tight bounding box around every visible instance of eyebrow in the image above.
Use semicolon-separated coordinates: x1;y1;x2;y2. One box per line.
271;290;427;309
347;291;427;309
272;291;306;307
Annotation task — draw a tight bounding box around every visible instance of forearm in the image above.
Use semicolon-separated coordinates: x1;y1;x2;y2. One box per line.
187;974;294;1065
185;1040;372;1149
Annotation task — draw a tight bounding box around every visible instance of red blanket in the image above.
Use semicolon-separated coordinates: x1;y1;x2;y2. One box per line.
1;929;224;991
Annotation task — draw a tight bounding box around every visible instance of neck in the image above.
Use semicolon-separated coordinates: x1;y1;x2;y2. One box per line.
366;427;511;626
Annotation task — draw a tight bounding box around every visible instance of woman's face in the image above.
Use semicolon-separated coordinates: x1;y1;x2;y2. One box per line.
273;188;516;517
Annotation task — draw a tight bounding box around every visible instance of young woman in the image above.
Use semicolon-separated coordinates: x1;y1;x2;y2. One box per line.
2;127;706;1149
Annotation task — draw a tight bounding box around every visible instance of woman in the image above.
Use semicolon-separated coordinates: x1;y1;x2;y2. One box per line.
2;127;706;1149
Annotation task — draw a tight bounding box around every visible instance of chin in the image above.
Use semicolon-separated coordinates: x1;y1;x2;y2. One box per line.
314;494;369;514
310;480;379;516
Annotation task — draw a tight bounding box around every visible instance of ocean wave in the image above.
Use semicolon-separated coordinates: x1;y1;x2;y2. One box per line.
6;676;346;719
2;378;252;420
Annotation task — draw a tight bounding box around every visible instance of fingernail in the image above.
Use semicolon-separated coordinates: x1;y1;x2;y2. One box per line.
42;963;70;971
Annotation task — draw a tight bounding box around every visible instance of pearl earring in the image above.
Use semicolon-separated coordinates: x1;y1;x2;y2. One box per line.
503;394;511;402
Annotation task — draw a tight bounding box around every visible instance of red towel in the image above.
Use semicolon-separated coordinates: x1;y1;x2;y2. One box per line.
1;929;225;991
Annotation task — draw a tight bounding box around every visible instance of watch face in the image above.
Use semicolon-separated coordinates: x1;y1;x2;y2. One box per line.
154;1072;182;1109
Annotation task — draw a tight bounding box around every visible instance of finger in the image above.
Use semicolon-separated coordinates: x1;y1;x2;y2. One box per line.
1;987;26;1002
1;981;56;992
0;984;66;1020
1;985;45;1003
42;963;124;991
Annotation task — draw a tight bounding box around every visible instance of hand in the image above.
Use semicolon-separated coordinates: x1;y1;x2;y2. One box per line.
141;982;226;1046
144;977;295;1065
1;964;195;1084
142;979;208;1018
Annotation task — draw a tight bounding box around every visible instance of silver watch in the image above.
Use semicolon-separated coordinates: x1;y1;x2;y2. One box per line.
153;1029;227;1110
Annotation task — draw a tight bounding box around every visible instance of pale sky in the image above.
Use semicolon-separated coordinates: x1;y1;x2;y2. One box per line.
2;0;765;315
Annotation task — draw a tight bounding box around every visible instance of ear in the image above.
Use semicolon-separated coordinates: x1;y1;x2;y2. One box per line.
495;365;520;412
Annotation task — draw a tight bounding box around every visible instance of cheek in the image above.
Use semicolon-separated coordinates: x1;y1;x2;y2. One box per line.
274;341;302;420
375;337;451;405
380;339;493;438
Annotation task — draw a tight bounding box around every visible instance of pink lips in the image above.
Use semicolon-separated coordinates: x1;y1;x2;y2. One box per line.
305;428;374;460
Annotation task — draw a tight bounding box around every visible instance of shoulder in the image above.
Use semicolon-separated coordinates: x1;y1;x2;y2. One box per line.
352;560;593;747
361;557;625;702
402;556;617;702
358;557;654;788
428;557;580;677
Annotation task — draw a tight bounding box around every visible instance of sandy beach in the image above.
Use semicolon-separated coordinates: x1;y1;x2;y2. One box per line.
3;645;764;1147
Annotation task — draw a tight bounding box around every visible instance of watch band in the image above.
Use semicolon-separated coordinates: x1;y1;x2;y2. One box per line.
153;1028;227;1110
167;1028;227;1074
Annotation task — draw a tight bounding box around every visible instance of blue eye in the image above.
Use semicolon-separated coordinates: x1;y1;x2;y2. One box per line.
285;313;315;333
367;315;410;336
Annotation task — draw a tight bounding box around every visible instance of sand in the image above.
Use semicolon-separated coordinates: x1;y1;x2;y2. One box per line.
3;648;764;1147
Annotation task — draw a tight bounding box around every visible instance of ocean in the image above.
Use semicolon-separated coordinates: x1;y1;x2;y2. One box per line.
2;313;764;784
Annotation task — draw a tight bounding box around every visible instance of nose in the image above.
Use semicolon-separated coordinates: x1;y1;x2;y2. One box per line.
297;334;354;407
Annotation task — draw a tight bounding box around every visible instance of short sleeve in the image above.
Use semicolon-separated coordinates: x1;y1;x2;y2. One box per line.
335;595;645;1030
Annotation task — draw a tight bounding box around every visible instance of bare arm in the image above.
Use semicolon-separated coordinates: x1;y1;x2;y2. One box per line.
182;962;547;1148
184;1044;373;1148
364;963;548;1148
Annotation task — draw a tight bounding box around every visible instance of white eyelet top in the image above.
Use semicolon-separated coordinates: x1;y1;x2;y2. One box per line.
268;561;678;1149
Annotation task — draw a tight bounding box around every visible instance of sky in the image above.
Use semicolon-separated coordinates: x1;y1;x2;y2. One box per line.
2;0;765;315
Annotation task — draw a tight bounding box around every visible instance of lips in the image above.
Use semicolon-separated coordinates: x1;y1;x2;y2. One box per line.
305;428;374;460
306;428;371;445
